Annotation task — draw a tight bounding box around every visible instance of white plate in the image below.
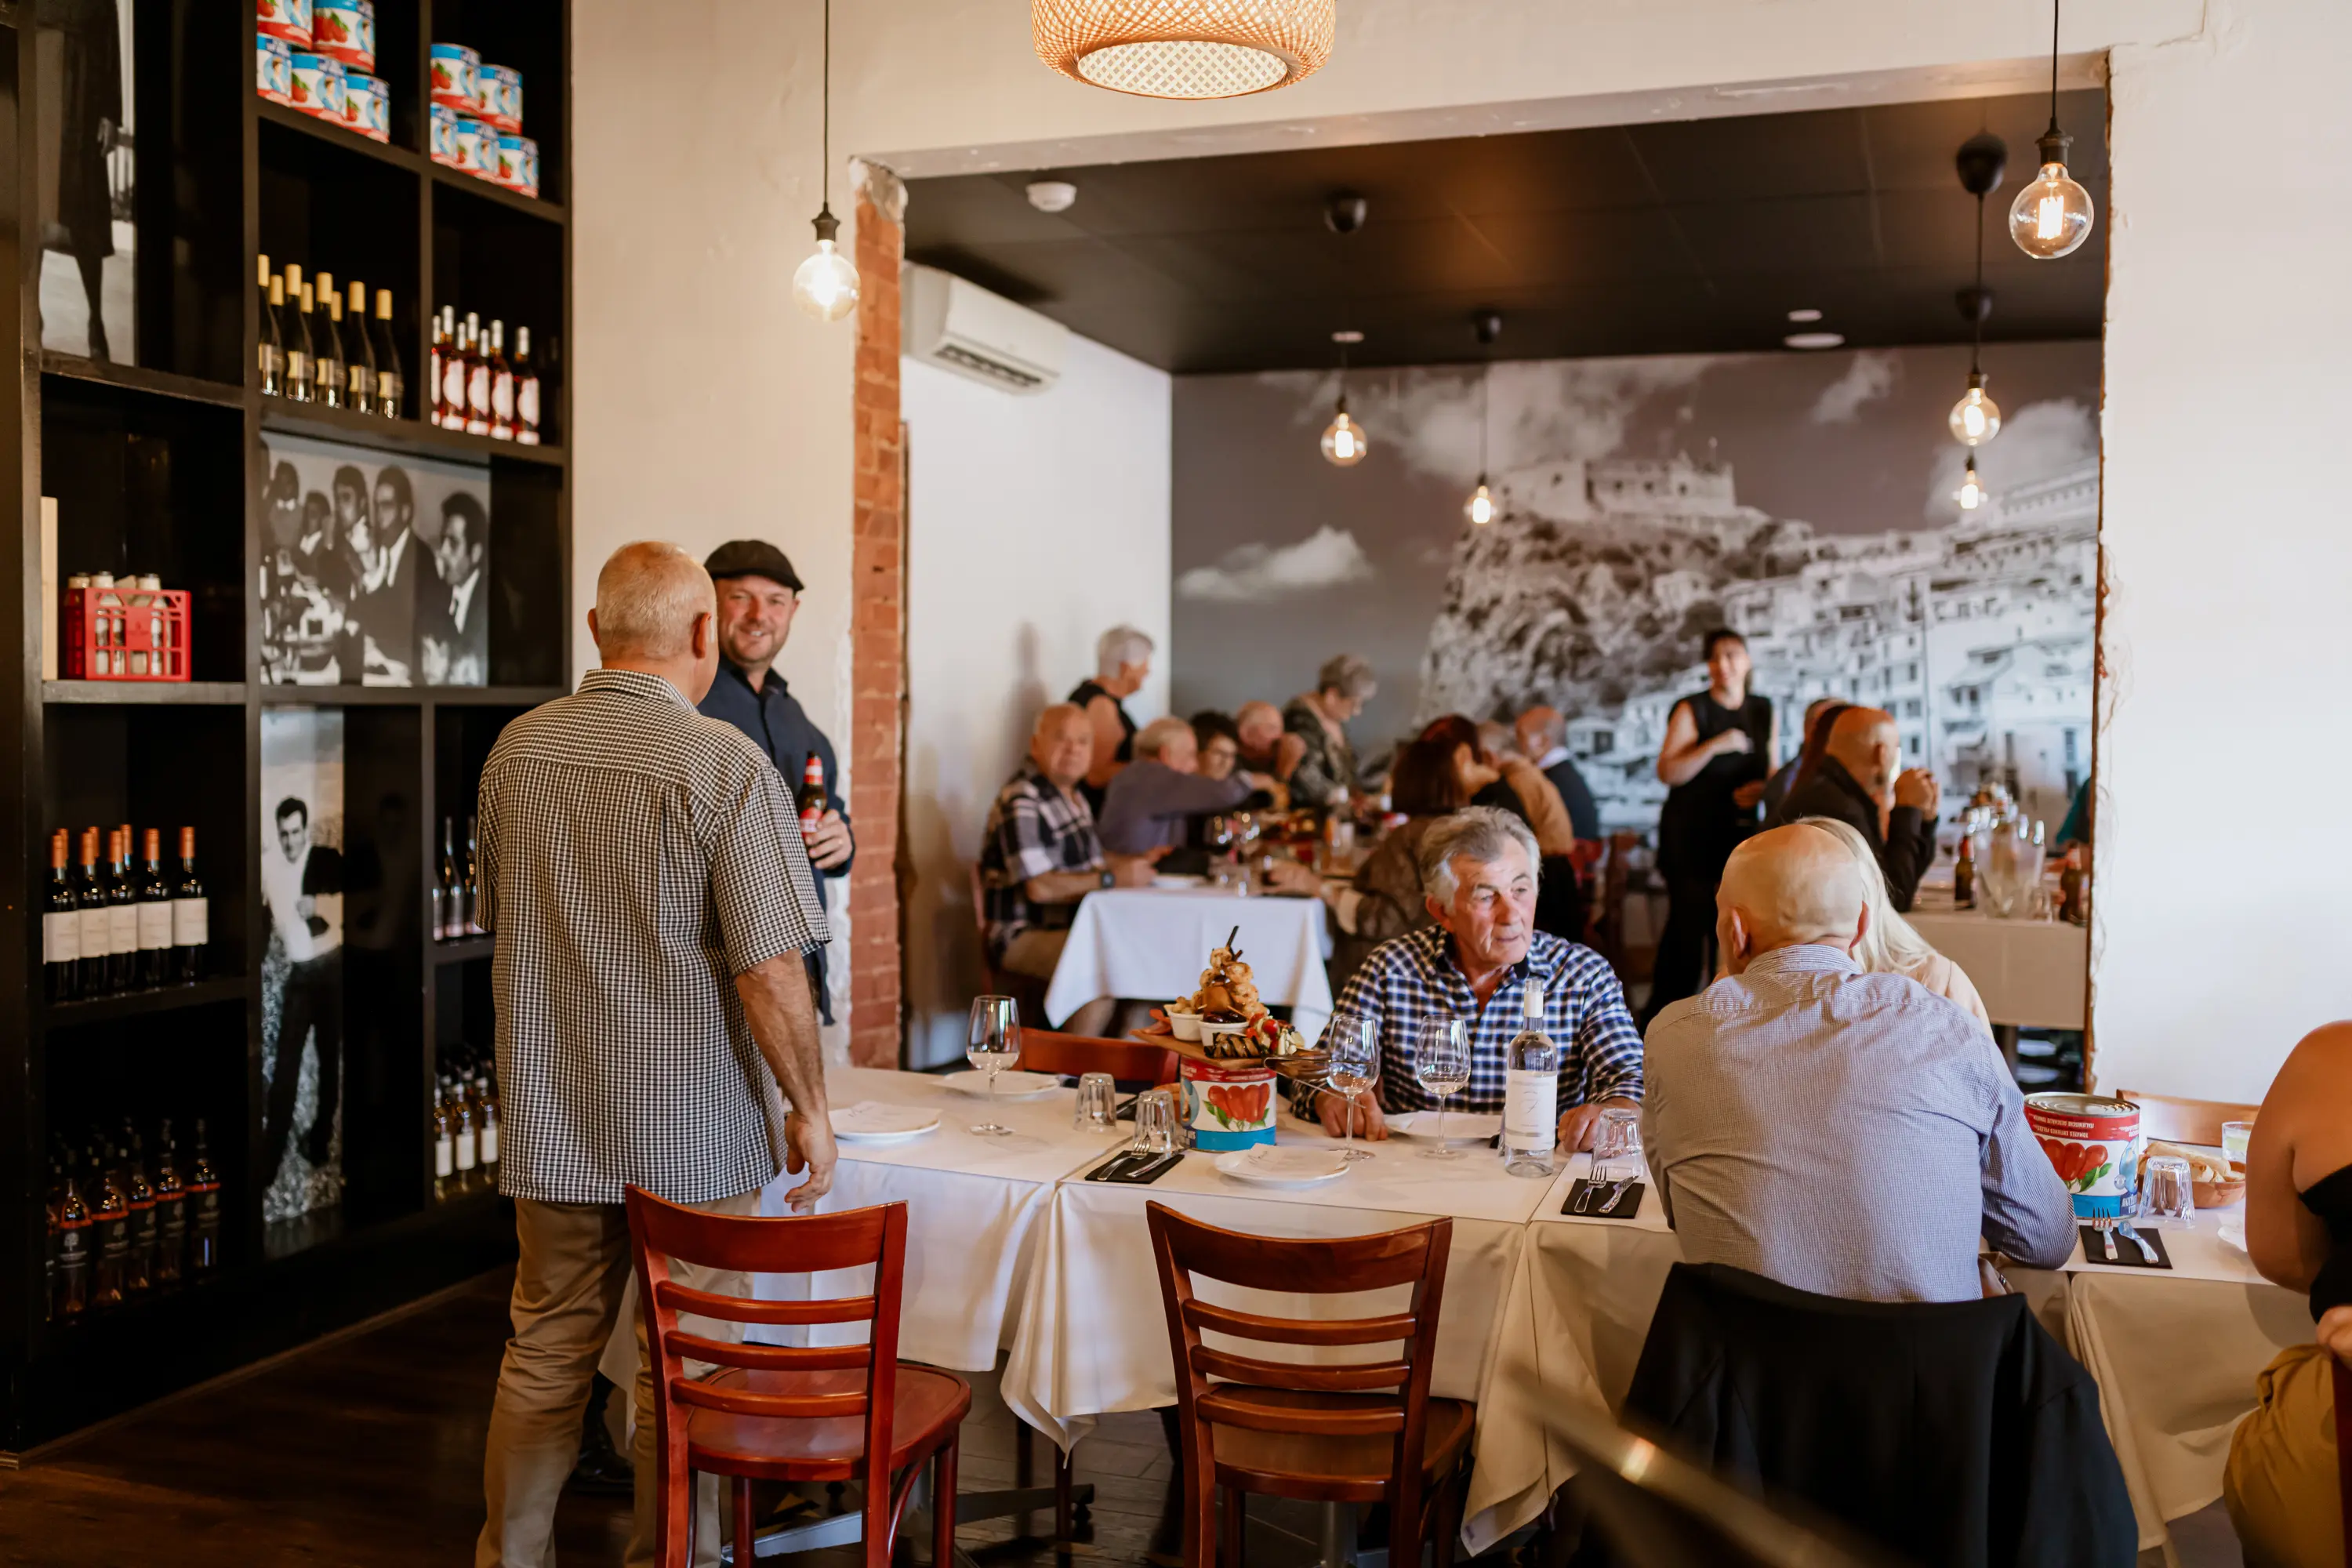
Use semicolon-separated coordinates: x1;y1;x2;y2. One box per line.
1387;1112;1503;1144
829;1102;941;1144
1214;1146;1351;1188
2217;1221;2246;1254
1153;873;1206;888
942;1069;1062;1100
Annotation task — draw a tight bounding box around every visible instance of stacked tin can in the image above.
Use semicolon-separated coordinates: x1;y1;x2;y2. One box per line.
430;43;536;198
258;0;386;143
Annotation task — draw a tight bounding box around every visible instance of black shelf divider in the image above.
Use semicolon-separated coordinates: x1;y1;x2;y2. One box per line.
42;976;251;1027
43;681;250;706
427;161;567;226
260;399;566;468
431;936;494;965
38;354;249;411
258;684;563;707
256;96;423;172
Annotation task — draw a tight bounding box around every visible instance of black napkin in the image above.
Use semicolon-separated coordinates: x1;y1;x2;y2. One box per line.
1563;1179;1645;1219
1085;1149;1185;1185
2078;1224;2172;1269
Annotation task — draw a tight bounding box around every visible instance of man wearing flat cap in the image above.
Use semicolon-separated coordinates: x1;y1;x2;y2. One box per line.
697;541;853;1024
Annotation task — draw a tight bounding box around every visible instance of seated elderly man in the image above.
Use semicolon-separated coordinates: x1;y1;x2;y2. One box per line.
1643;823;2074;1302
1235;700;1306;785
1097;716;1262;858
1305;807;1642;1151
1770;704;1939;910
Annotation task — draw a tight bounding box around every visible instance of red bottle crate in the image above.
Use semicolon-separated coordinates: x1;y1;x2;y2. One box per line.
61;582;191;681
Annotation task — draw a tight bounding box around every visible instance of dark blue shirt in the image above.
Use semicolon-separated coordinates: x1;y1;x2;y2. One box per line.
696;659;853;879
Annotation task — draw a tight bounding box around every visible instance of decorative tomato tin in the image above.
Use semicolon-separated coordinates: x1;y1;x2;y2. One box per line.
429;102;459;166
452;115;489;177
314;0;372;73
429;42;478;111
289;53;346;122
257;0;312;49
477;63;522;132
1180;1055;1277;1152
495;134;539;198
342;72;389;142
2025;1093;2145;1220
256;34;294;104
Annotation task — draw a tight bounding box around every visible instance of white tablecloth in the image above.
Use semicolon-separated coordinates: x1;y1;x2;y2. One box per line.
1042;886;1334;1036
1907;885;2089;1029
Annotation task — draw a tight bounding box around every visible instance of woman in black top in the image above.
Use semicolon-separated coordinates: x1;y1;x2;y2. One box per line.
1645;630;1775;1023
1071;624;1152;815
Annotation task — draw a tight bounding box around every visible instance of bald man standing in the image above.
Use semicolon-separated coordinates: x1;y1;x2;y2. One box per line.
1773;704;1940;912
1642;825;2073;1302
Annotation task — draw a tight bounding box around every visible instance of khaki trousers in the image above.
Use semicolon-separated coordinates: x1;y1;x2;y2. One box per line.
2223;1341;2342;1568
477;1188;761;1568
1000;927;1115;1037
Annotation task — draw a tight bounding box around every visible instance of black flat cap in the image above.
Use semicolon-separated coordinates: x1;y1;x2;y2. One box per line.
703;539;804;593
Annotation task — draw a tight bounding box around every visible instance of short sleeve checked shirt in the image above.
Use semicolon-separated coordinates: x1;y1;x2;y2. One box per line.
977;760;1104;964
476;669;829;1206
1321;927;1645;1117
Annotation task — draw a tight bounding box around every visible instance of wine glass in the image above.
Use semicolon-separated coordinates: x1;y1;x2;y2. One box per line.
1322;1013;1378;1163
1412;1016;1471;1161
966;995;1022;1137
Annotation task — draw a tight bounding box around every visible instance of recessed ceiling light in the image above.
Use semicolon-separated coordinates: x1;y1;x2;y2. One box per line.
1783;332;1845;350
1786;307;1823;323
1331;329;1364;344
1025;180;1077;213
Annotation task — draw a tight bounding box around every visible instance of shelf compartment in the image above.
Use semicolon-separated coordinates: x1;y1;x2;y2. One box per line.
429;163;566;226
39;355;248;411
431;936;494;964
432;180;565;446
260;398;564;468
256;97;422;172
43;976;249;1025
429;0;567;205
45;681;249;706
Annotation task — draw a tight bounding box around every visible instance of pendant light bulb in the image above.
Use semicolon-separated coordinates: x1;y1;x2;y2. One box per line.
793;209;860;321
1465;478;1494;526
1320;397;1367;466
1947;371;2002;447
1955;453;1989;512
2009;136;2094;260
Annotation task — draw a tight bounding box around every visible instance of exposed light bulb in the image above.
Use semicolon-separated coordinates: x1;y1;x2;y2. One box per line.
2009;136;2094;260
1320;398;1367;466
1955;454;1989;512
793;210;860;322
1465;479;1494;525
1948;372;2002;447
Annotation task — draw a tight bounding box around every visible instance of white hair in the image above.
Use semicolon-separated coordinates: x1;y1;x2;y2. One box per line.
1133;715;1194;760
1796;816;1942;973
1096;625;1156;677
1417;806;1541;905
594;542;714;659
1317;653;1377;702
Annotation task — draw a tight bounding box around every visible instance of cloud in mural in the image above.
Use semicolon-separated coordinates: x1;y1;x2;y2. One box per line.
1922;397;2100;517
1177;526;1376;603
1810;350;1901;423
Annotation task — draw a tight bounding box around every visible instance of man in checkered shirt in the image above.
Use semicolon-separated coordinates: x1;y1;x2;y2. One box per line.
1304;807;1643;1151
473;542;834;1568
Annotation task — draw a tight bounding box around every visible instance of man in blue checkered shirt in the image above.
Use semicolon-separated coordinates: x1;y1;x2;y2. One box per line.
1305;807;1643;1150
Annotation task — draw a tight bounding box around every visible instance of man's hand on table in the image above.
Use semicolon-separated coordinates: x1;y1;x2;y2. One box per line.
1559;1096;1638;1153
804;809;854;870
1315;1087;1388;1141
1105;854;1160;888
781;1109;838;1212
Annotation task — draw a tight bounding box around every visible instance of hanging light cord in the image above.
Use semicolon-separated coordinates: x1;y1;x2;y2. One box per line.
1970;191;1986;377
2045;0;2062;138
821;0;833;216
1479;368;1490;476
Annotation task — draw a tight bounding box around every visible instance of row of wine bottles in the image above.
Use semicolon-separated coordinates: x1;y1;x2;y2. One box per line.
433;1050;501;1200
430;308;543;444
435;815;485;942
43;827;209;1004
259;256;405;417
47;1116;223;1320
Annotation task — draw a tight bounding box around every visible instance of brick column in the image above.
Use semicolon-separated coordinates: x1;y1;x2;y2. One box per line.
847;164;906;1068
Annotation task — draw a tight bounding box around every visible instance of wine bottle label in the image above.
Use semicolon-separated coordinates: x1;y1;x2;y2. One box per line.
96;1216;128;1259
172;898;209;946
517;378;539;428
467;365;490;409
287;350;310;378
156;1194;185;1238
190;1182;220;1223
58;1223;88;1262
79;906;110;953
455;1130;477;1171
108;903;138;954
1502;1070;1559;1148
44;910;79;964
138;901;173;950
443;359;466;408
492;374;514;421
379;370;401;406
128;1204;157;1246
480;1124;498;1163
435;1137;453;1178
350;365;373;397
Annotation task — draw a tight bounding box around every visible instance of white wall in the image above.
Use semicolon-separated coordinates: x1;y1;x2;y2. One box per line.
901;335;1172;1067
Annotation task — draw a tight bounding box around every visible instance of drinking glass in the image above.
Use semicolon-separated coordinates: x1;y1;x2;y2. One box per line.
1133;1087;1178;1156
966;994;1022;1137
1412;1017;1472;1161
2220;1120;2253;1174
2143;1155;2196;1221
1073;1072;1120;1134
1322;1013;1378;1163
1590;1108;1644;1184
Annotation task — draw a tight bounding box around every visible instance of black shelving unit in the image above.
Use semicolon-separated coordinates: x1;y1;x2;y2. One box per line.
3;0;572;1447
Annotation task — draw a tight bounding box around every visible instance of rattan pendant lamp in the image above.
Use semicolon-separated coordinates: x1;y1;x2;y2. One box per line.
1033;0;1335;100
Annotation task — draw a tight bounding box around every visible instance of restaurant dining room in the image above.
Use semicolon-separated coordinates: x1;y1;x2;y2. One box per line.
2;3;2348;1568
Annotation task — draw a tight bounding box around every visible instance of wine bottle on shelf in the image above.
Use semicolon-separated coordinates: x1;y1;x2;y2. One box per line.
259;252;285;396
54;1168;89;1318
434;816;459;941
488;320;515;441
374;289;404;419
464;815;484;935
187;1120;220;1276
75;828;111;997
441;308;468;430
43;1159;60;1321
432;1083;455;1199
452;1089;479;1185
283;265;314;403
151;1119;185;1287
172;826;208;984
344;280;376;413
89;1141;128;1308
428;307;448;426
317;272;347;409
120;1123;155;1296
514;325;541;445
45;828;80;1004
105;829;138;993
463;311;492;436
477;1069;500;1172
136;827;173;987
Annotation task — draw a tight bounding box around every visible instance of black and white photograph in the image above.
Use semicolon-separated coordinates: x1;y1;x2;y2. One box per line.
34;0;136;364
259;708;346;1226
260;432;492;688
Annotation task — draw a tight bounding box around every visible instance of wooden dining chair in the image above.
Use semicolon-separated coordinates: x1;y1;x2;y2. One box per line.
1146;1203;1471;1568
2118;1090;2257;1146
1020;1028;1180;1087
626;1191;971;1568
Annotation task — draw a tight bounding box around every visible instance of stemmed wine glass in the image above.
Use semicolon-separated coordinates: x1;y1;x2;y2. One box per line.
1322;1013;1378;1163
967;995;1022;1137
1413;1016;1471;1161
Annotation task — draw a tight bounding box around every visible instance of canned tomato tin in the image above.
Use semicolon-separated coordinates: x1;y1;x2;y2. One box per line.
340;71;388;140
495;134;539;198
257;0;312;49
477;64;522;132
256;34;293;103
429;102;459;166
1179;1055;1277;1152
289;53;346;122
429;42;478;111
314;0;372;72
452;115;489;177
2025;1093;2145;1219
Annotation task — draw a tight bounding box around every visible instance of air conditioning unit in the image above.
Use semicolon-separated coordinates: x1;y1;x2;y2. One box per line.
902;263;1067;394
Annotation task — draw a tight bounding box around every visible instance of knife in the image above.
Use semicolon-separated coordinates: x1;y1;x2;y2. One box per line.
2117;1221;2158;1264
1598;1179;1633;1215
1572;1181;1595;1214
1088;1149;1150;1181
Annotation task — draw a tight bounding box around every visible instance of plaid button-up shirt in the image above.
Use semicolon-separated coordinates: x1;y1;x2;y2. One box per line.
978;760;1105;963
476;669;829;1206
1323;926;1644;1117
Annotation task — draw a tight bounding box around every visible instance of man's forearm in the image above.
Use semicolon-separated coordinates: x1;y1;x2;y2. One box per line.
1026;869;1104;904
736;953;828;1120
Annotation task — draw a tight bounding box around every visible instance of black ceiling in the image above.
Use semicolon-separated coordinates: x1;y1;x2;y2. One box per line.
902;89;2108;375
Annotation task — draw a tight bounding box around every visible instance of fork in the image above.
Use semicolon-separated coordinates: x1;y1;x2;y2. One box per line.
2092;1219;2118;1263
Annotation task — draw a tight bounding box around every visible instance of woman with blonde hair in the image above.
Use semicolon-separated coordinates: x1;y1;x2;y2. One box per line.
1798;815;1992;1035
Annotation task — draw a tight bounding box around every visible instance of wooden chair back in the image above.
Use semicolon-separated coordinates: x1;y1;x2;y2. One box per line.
1020;1028;1179;1087
626;1191;909;1561
2118;1091;2257;1147
1146;1203;1452;1546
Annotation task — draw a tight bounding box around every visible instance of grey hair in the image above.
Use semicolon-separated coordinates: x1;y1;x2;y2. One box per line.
1096;624;1156;677
1417;806;1541;905
1317;653;1377;702
594;541;714;659
1132;715;1194;760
